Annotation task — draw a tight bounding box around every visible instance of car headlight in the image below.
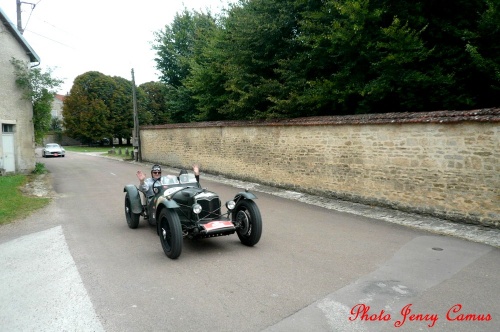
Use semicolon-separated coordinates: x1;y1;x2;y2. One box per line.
226;200;236;211
192;203;202;214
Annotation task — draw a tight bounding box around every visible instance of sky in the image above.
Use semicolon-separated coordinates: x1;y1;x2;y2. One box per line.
0;0;233;94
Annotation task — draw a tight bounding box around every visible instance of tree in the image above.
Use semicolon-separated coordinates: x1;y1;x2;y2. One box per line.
138;82;168;124
145;0;500;121
213;0;304;119
10;58;63;143
152;8;218;122
108;76;134;145
62;71;141;145
63;72;113;144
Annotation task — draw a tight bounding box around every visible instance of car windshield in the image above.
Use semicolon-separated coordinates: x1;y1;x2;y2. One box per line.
160;175;179;185
46;144;60;148
179;173;197;184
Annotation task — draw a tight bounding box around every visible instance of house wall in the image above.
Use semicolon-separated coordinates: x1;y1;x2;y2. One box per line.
0;18;36;174
51;95;64;120
140;109;500;228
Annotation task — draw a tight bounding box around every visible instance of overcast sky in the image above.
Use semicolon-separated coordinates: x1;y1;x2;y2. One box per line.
1;0;232;94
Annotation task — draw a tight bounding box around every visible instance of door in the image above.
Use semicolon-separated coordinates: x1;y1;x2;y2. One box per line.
1;133;15;173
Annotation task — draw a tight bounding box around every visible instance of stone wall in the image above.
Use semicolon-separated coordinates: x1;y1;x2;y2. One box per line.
42;133;80;147
140;109;500;228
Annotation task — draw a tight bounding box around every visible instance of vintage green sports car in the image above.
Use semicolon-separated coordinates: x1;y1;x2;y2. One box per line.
123;172;262;259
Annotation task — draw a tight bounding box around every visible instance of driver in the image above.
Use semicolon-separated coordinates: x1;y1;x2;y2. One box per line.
136;164;163;198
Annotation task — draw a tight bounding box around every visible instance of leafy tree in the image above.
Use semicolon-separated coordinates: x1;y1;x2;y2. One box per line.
63;72;113;144
10;58;63;143
181;14;229;121
63;72;140;145
266;0;499;115
121;1;500;122
213;0;304;119
138;82;168;124
108;76;134;145
50;117;63;143
152;9;217;122
377;0;499;110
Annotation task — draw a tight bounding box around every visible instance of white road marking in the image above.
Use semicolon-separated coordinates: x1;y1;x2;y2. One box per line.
263;236;492;331
0;226;104;331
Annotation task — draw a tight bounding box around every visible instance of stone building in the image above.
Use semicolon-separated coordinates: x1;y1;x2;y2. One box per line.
0;7;40;174
51;94;66;124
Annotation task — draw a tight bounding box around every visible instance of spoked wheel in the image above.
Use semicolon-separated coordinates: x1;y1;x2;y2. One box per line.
125;193;140;229
158;209;183;259
233;200;262;246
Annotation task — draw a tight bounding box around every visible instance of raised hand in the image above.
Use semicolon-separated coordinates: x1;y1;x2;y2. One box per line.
192;164;200;175
136;170;146;182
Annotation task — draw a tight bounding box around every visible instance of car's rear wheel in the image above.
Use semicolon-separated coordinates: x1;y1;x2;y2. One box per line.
159;209;182;259
125;193;140;229
233;200;262;246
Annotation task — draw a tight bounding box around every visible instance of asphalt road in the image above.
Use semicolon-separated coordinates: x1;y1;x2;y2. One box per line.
0;150;498;332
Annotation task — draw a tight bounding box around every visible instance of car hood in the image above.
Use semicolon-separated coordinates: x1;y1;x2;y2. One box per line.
45;147;64;152
165;187;218;205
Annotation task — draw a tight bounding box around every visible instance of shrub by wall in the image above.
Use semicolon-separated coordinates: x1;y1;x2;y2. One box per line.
140;109;500;228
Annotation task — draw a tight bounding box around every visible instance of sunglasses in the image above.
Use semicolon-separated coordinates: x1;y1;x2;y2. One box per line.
152;171;161;174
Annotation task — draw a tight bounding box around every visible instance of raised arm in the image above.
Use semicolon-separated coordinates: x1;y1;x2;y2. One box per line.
136;170;149;192
193;164;200;183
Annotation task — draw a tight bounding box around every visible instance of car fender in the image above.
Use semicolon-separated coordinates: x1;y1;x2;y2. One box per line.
156;196;180;209
234;191;257;203
123;185;143;214
154;197;180;235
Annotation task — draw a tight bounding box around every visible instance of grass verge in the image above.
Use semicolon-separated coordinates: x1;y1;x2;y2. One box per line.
0;175;50;225
64;145;134;160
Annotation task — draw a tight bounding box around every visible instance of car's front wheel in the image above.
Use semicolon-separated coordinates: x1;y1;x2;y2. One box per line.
158;209;183;259
233;200;262;246
125;193;140;229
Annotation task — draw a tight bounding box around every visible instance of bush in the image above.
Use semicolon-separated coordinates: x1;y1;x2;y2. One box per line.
33;162;47;174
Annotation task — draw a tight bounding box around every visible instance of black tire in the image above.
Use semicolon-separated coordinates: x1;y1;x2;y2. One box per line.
158;209;183;259
233;200;262;246
42;152;46;158
147;216;157;227
125;193;140;229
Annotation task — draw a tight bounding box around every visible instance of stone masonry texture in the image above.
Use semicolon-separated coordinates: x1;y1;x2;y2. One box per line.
140;109;500;228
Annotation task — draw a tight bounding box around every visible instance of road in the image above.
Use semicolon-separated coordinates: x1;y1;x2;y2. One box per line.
0;150;499;332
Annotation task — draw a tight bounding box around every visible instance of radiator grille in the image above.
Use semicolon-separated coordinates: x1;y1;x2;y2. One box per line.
197;197;221;220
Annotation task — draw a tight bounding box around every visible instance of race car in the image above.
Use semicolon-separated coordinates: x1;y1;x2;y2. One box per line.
123;171;262;259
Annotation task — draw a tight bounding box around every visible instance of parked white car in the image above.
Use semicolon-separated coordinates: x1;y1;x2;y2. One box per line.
42;143;65;158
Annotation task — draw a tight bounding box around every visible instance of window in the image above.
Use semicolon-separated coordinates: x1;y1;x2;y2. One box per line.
2;124;15;133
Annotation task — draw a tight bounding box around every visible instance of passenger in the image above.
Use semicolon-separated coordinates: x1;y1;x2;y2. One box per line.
179;164;200;184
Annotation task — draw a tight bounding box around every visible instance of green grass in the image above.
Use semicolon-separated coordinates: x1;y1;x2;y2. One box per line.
33;162;47;174
64;145;134;160
0;175;50;225
64;146;114;153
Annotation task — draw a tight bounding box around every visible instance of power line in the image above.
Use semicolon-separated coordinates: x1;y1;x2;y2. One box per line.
24;29;76;49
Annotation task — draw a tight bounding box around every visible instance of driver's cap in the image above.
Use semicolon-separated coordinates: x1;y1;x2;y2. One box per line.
152;164;161;172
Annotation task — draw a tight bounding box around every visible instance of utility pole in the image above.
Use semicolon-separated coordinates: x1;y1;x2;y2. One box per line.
16;0;23;34
16;0;36;34
131;69;141;162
